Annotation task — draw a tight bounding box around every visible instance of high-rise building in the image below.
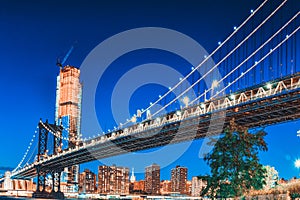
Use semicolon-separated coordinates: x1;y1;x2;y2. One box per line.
55;66;82;146
79;169;97;193
171;165;187;194
55;65;82;192
98;165;129;195
191;176;207;197
145;163;160;195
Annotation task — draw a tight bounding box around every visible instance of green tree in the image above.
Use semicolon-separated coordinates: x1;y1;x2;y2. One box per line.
203;120;268;199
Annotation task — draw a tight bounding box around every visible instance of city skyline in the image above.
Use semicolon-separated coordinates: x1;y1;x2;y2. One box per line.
1;162;298;197
77;163;191;195
0;163;202;197
0;0;300;186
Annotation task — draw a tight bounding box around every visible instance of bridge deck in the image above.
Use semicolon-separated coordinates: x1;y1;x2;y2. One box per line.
13;73;300;179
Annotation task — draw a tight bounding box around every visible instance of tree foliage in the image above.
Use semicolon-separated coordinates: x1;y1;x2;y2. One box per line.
203;120;268;198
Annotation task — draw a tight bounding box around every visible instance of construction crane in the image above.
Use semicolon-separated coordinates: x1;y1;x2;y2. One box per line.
56;45;75;69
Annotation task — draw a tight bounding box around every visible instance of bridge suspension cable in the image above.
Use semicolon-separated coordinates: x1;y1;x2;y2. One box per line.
119;0;270;126
40;120;86;142
39;120;70;141
189;12;300;105
151;0;288;117
210;25;300;99
12;127;38;173
22;137;39;168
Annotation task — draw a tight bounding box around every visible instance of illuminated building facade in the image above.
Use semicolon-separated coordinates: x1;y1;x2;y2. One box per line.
186;180;192;195
171;165;187;194
191;176;207;197
133;180;145;193
98;165;129;195
160;180;171;195
1;172;35;192
55;65;82;192
79;169;97;193
145;163;160;195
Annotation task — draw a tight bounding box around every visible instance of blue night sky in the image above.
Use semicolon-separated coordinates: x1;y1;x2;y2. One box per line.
0;0;300;182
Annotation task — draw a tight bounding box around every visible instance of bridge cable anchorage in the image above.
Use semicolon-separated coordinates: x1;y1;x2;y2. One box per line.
152;0;288;117
122;0;270;124
210;25;300;99
189;12;300;105
12;127;38;173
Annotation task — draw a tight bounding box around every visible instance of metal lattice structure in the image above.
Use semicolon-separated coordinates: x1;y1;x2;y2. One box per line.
33;120;64;199
1;1;299;198
12;72;300;180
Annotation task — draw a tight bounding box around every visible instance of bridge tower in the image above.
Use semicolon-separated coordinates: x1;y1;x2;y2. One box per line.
32;120;64;199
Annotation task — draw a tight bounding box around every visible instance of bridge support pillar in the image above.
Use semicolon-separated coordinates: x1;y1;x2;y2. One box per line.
35;166;46;192
32;120;65;199
51;169;61;193
32;167;64;199
50;169;64;199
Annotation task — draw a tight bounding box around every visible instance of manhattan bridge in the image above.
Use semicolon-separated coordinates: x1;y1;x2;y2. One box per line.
1;0;300;198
